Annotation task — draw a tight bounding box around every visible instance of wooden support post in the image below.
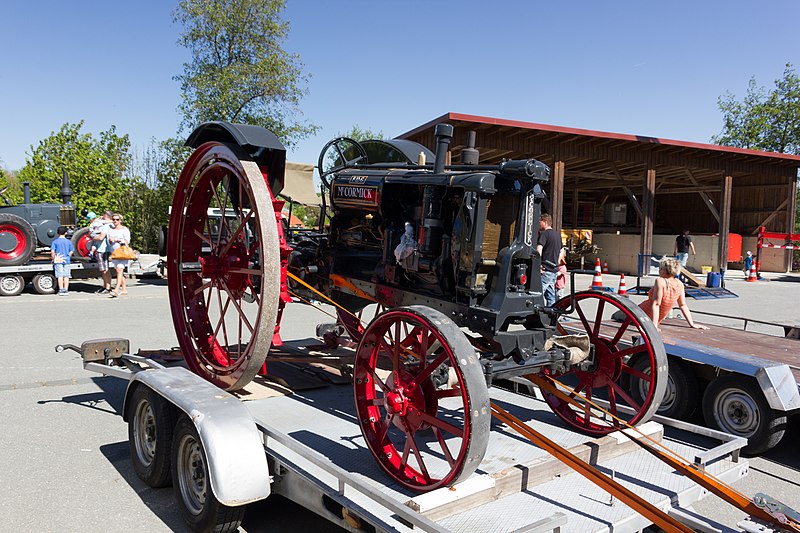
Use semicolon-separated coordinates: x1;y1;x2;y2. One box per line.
718;175;732;271
571;188;579;229
786;180;797;271
551;160;565;236
641;169;656;257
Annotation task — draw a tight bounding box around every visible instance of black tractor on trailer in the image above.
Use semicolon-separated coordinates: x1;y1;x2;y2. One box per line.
161;121;669;494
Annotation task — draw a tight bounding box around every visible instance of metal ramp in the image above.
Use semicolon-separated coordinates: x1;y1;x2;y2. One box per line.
685;286;738;299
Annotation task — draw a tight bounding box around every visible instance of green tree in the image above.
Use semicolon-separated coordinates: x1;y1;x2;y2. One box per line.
173;0;317;147
712;63;800;154
338;124;385;142
18;121;130;215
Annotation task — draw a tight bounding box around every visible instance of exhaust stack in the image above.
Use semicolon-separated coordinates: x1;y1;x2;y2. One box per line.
433;123;453;174
23;182;31;204
61;169;73;206
461;131;479;165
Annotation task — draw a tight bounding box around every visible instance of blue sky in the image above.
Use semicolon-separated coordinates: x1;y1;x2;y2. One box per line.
2;1;799;172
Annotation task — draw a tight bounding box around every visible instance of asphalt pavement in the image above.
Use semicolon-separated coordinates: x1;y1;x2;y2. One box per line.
0;272;798;532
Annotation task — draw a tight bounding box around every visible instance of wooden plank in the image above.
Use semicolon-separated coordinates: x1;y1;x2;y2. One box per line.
551;160;565;236
679;265;706;287
407;421;664;521
641;169;656;256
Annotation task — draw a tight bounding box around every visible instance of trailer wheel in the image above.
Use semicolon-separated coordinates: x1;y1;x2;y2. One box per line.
71;227;93;259
172;415;245;532
354;306;490;492
128;386;175;488
627;356;699;420
702;375;786;455
31;273;56;295
0;274;25;296
547;291;668;435
0;213;36;266
167;142;282;391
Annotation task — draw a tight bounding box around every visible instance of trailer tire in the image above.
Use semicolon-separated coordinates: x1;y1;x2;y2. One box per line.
128;386;176;488
0;213;36;266
0;274;25;296
702;375;786;455
627;356;699;420
172;415;245;533
31;273;56;294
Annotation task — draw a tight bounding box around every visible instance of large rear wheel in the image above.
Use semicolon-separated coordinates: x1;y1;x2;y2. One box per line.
167;142;281;391
543;291;667;434
354;306;490;491
0;213;36;266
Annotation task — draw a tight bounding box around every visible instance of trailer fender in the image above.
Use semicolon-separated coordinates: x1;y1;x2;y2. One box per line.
123;366;270;505
666;338;800;411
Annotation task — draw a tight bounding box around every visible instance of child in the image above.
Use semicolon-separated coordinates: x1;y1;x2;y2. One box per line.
51;226;74;296
743;251;753;277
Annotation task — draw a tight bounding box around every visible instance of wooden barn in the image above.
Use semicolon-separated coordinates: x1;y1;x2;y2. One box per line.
400;113;800;273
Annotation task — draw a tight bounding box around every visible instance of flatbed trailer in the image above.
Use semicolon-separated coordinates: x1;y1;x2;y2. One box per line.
0;257;100;295
61;338;754;533
562;311;800;455
655;316;800;454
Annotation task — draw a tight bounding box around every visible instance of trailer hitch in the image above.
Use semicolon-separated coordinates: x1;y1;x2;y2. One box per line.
55;338;130;365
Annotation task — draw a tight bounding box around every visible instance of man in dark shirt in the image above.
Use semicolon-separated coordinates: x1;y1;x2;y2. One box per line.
537;213;563;306
673;230;696;267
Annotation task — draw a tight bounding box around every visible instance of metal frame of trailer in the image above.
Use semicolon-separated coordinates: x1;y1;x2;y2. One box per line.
0;259;100;295
59;338;755;533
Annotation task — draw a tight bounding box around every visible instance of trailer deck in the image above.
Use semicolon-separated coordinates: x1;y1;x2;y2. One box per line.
240;374;747;532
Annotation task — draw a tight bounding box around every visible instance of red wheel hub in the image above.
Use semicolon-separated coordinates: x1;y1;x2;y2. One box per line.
0;224;26;259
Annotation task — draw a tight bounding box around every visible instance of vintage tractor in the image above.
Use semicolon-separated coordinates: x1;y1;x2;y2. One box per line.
166;121;667;492
0;171;89;266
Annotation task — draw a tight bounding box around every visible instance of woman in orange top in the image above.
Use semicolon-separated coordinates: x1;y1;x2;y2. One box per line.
639;257;709;331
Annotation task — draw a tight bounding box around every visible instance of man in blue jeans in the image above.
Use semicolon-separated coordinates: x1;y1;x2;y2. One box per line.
537;214;563;307
674;230;696;267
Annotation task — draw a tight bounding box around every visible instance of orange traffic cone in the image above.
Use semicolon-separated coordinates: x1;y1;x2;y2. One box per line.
746;264;758;282
602;260;609;274
590;258;604;290
618;273;628;296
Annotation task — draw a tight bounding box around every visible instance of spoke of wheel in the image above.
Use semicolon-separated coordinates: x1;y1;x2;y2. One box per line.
607;385;619;425
211;181;232;251
610;316;633;346
375;413;393;446
193;228;214;248
404;424;431;483
575;303;594;339
609;343;649;361
219;279;254;334
567;381;586;399
400;433;412;471
410;352;449;389
212;294;233;344
583;387;593;425
193;279;212;297
393;321;401;371
432;427;455;466
204;281;214;310
366;398;384;406
593;299;605;338
219;210;253;259
433;388;462;399
216;286;230;361
227;267;261;276
367;367;390;394
621;363;651;381
417;411;464;438
608;380;641;411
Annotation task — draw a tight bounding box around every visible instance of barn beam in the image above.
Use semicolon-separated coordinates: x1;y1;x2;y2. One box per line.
718;175;732;271
685;168;720;223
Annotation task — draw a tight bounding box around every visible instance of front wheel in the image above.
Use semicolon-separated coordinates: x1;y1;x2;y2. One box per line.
0;213;36;266
354;306;490;491
702;375;786;455
171;416;245;532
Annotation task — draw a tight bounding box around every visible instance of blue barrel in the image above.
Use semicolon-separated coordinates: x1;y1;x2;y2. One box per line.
706;271;721;288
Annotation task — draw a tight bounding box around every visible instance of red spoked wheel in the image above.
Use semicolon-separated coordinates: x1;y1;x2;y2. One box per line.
354;306;489;491
167;142;281;391
542;291;667;435
0;213;36;267
71;227;93;258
